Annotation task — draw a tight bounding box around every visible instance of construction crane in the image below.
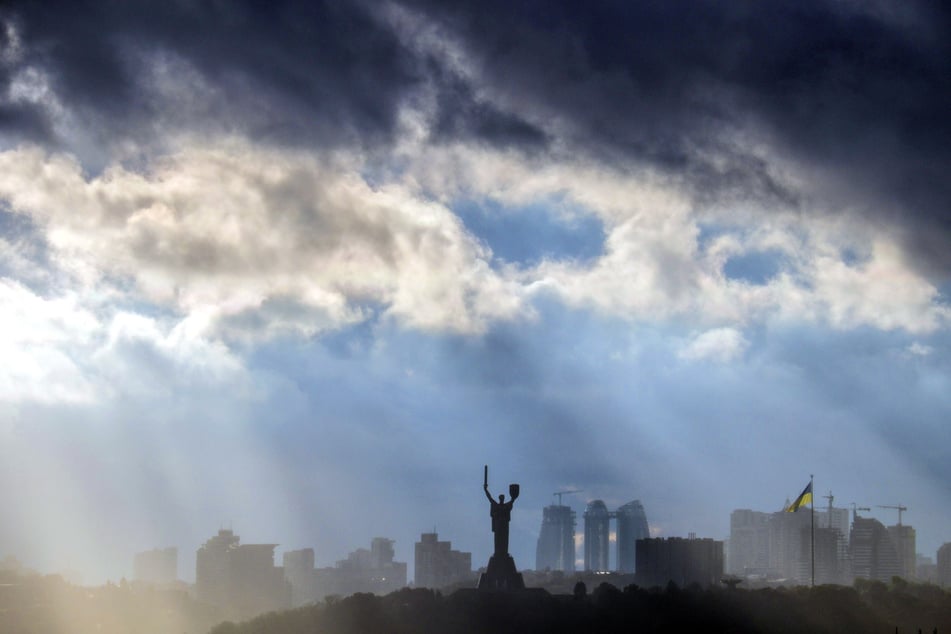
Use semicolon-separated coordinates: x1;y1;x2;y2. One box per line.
553;489;583;506
877;504;908;526
850;503;870;523
820;491;835;529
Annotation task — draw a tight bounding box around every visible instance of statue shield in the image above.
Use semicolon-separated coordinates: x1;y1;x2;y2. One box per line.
509;483;519;499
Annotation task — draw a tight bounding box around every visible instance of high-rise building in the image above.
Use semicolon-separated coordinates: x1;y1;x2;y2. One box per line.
314;538;408;599
825;507;851;577
767;507;854;584
887;525;916;580
850;517;901;583
283;549;316;607
414;532;473;588
937;543;951;587
728;510;771;576
635;536;723;588
133;547;177;585
229;544;289;619
730;504;851;584
370;537;395;569
820;507;850;538
584;500;611;572
536;505;576;573
812;525;851;585
195;529;290;619
916;554;937;583
616;500;649;573
808;507;851;584
196;529;239;607
767;510;812;583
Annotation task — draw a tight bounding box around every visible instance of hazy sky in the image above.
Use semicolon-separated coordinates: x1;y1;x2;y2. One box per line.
1;1;950;583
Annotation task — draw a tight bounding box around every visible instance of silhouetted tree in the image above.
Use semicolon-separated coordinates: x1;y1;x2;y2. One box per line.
573;580;586;600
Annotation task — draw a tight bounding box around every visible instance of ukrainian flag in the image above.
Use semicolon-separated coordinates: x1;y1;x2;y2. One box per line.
785;481;813;512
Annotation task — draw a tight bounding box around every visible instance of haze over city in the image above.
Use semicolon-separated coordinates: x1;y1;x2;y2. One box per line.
0;0;949;588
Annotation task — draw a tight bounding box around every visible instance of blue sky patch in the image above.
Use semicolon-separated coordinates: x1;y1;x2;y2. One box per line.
723;249;786;285
936;281;951;306
696;222;732;250
452;198;605;267
840;247;870;268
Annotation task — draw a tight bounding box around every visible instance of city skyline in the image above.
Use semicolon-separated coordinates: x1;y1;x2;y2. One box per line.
1;0;950;587
0;482;940;587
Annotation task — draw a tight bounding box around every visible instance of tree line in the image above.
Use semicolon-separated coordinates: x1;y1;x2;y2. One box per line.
210;577;951;634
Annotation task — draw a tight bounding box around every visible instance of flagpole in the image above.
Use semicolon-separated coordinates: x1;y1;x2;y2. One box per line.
810;474;815;587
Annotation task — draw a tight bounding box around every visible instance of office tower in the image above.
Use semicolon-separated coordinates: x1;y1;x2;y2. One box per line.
916;554;937;582
820;507;850;537
635;536;724;588
195;529;290;619
315;537;408;599
584;500;610;572
812;525;851;585
937;543;951;586
822;507;851;575
536;504;576;572
850;517;901;583
133;547;177;585
196;529;239;607
728;510;771;575
731;502;851;583
805;506;852;584
887;524;916;579
414;532;473;588
283;549;316;607
370;537;395;569
767;510;812;583
615;500;649;573
229;544;289;619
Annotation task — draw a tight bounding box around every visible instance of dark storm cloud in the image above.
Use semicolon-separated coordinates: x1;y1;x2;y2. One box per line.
428;67;548;149
4;0;951;274
0;101;52;143
1;0;422;148
0;0;547;154
406;0;951;275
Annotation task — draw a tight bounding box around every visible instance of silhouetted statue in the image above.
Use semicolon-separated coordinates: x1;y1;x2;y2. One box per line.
484;478;518;558
478;465;525;591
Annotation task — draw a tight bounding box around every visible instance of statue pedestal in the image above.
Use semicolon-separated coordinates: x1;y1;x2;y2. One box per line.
477;554;525;591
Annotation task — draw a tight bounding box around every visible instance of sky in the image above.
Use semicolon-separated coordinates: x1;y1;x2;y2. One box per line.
0;0;950;584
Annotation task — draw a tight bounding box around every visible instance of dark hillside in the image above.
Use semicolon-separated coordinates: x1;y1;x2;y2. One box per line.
210;579;951;634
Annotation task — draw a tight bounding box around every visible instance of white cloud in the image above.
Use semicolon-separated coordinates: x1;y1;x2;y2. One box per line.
0;277;248;407
0;19;23;66
678;327;749;363
0;141;527;339
91;310;249;401
406;140;951;333
402;142;951;335
907;342;932;357
808;238;949;334
0;279;100;404
405;143;712;317
1;133;947;350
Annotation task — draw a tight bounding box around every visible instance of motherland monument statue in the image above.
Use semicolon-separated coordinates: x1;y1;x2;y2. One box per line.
478;465;525;591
